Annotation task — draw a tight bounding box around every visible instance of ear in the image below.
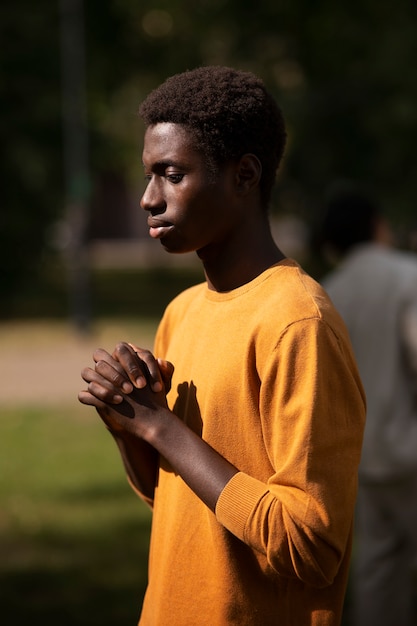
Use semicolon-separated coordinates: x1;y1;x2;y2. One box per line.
235;154;262;196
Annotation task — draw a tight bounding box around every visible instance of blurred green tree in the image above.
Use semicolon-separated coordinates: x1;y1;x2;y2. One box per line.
1;1;63;310
1;0;416;315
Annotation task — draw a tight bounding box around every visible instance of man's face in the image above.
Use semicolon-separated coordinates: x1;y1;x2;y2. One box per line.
141;123;239;256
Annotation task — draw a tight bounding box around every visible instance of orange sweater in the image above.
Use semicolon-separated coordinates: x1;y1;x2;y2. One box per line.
135;259;365;625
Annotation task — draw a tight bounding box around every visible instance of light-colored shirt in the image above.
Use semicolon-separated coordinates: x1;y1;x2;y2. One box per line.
323;243;417;482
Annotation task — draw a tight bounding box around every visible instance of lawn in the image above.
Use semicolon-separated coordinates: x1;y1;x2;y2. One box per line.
0;403;152;625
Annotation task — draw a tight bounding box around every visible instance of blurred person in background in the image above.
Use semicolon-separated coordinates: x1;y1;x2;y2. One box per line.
320;183;417;626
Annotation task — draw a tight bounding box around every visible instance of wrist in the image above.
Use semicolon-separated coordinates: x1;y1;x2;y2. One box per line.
144;406;176;447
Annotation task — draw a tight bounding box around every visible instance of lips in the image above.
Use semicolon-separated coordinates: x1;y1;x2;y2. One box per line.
147;218;175;240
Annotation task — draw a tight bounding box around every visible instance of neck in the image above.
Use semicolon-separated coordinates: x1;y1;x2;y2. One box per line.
199;221;286;292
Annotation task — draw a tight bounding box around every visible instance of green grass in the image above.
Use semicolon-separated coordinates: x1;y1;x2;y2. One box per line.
0;404;152;624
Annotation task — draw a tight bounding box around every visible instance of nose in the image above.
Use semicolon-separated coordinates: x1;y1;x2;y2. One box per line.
140;177;165;214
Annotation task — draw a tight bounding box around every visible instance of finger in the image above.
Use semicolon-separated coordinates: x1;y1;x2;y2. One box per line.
80;365;97;385
92;347;114;363
113;342;150;389
93;348;132;378
94;358;133;394
80;367;124;404
78;390;136;422
131;346;164;392
157;359;175;393
78;389;111;409
88;378;125;404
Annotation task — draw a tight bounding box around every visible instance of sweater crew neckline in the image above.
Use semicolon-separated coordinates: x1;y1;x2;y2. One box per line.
203;258;295;302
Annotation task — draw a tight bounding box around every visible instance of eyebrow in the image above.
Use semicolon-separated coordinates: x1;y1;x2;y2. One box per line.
142;159;191;174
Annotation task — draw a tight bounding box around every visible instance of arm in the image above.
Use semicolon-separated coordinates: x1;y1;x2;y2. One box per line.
216;319;366;586
105;425;159;506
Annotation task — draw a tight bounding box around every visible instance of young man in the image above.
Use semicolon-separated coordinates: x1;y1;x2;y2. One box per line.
79;66;365;625
321;185;417;626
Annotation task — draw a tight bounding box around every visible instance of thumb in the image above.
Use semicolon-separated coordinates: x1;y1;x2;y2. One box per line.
157;359;174;393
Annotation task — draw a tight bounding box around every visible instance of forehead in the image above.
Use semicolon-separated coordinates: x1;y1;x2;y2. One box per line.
142;122;201;165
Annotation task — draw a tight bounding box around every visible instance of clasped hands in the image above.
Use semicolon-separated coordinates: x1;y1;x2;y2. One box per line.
78;341;174;436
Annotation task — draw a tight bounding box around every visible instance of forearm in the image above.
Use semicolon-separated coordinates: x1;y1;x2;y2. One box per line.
147;408;238;512
111;430;158;502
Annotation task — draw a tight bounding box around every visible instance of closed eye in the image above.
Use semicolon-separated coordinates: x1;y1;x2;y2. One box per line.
166;173;184;184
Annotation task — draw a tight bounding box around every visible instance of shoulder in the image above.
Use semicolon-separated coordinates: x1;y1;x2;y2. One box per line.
327;245;417;290
265;259;338;322
250;259;348;346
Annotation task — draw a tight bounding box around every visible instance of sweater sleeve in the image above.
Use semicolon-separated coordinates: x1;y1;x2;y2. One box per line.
216;317;365;588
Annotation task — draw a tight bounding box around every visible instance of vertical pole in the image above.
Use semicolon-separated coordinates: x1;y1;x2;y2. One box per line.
59;0;91;334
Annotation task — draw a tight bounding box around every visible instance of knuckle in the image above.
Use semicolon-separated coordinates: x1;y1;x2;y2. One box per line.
114;341;129;356
110;371;119;385
126;361;140;375
110;370;123;386
94;360;121;386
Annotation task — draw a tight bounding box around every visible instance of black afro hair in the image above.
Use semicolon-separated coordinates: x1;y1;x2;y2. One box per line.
139;66;286;207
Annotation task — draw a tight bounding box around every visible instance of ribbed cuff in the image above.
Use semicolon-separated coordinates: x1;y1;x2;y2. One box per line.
215;472;269;540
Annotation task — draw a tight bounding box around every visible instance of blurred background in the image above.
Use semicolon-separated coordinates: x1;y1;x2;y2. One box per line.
1;0;417;623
